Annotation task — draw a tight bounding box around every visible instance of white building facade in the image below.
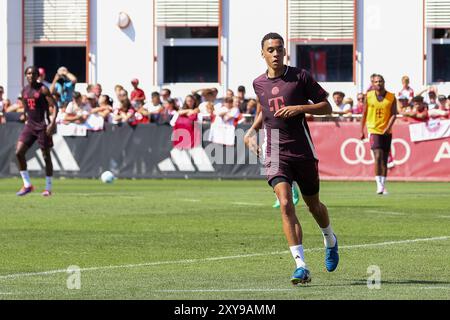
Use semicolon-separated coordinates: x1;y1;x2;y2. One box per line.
1;0;450;101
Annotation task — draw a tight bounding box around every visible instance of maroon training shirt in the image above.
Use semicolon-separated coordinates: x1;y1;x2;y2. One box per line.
22;83;49;130
253;66;329;161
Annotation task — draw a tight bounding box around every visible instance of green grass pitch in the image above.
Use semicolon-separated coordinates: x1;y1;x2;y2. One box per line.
0;178;449;300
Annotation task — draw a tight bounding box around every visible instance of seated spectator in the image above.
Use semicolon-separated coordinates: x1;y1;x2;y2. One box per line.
429;95;449;119
112;89;136;125
397;95;411;115
214;97;241;126
245;98;257;116
141;91;163;123
130;78;146;108
237;85;249;113
5;95;25;122
343;97;354;117
63;91;91;124
178;94;199;116
51;66;77;107
91;94;113;121
352;93;365;115
332;91;351;116
398;75;414;105
401;96;429;122
159;98;179;124
198;89;221;115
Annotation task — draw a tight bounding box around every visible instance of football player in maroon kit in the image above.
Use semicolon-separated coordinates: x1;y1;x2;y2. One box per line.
16;66;58;196
244;33;339;284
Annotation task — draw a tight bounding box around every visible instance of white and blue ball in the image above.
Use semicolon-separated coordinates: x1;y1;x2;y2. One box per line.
100;171;115;183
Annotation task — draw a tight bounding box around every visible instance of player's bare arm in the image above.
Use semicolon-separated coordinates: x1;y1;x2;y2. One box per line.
360;100;368;140
43;85;58;136
244;110;263;157
274;100;332;118
383;99;397;135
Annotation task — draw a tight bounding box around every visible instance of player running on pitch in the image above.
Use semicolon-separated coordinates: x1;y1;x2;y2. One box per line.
360;74;397;195
244;33;339;285
15;66;58;196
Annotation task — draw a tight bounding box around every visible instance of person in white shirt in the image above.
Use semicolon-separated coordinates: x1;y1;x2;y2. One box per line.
331;91;351;116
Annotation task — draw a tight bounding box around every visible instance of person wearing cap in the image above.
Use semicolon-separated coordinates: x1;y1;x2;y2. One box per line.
429;95;449;119
397;95;411;114
130;78;146;108
37;68;52;89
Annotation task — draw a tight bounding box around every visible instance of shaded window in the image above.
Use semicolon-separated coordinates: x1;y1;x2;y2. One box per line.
432;44;450;82
296;45;352;82
166;27;218;38
164;46;217;83
433;28;450;39
34;47;86;83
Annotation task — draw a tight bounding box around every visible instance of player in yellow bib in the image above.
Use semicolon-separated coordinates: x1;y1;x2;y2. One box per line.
361;74;397;194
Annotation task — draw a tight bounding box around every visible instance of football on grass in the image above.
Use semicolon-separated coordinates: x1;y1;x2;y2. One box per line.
100;171;115;183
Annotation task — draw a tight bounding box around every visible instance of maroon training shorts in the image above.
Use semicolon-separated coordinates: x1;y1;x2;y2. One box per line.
266;158;320;196
18;124;53;149
370;133;392;152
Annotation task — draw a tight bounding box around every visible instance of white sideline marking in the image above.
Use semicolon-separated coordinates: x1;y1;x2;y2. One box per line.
232;202;264;206
0;236;448;281
421;286;450;290
180;199;201;202
437;215;450;219
366;210;405;216
154;288;299;293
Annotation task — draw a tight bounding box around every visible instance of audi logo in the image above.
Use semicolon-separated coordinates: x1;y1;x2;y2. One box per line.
340;138;411;165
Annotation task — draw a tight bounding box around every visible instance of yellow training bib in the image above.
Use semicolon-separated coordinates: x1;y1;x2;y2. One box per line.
366;90;394;134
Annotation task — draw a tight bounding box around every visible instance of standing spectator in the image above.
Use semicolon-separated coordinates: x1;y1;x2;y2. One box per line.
198;89;221;115
6;94;26;122
113;84;124;111
352;93;365;115
398;75;414;105
38;68;52;89
331;91;351;116
161;88;182;109
225;89;234;99
237;85;249;113
50;66;77;107
130;78;146;108
93;83;102;101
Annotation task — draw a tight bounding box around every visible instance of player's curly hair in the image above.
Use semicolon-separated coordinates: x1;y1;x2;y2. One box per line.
261;32;284;49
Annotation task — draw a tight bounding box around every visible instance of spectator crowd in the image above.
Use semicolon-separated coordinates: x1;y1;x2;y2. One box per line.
1;68;450;130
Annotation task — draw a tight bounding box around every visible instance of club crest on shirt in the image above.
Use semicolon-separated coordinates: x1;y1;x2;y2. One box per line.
271;86;280;95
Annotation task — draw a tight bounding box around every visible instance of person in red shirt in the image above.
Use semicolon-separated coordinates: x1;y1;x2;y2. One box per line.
401;96;429;122
130;78;146;108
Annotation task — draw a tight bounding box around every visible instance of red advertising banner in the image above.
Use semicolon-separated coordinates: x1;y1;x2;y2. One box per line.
309;121;450;181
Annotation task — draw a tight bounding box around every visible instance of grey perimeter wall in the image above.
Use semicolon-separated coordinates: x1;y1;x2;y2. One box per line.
0;123;265;179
